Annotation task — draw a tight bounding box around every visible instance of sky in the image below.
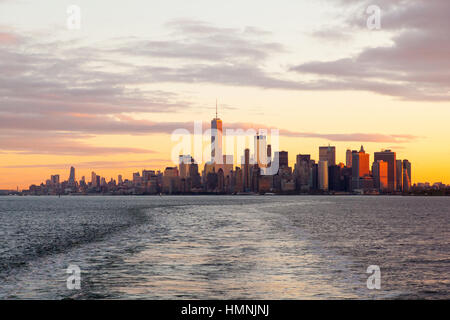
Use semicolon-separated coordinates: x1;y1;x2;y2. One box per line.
0;0;449;189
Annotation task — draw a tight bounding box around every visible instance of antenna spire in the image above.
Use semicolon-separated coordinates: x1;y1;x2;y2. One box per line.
216;99;218;118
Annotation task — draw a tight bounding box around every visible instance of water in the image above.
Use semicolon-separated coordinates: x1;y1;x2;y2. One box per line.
0;195;448;299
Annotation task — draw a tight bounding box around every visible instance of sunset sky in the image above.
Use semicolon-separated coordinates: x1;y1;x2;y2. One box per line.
1;0;449;189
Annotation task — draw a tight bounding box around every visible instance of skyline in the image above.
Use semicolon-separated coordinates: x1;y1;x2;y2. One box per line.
1;0;450;189
17;112;436;195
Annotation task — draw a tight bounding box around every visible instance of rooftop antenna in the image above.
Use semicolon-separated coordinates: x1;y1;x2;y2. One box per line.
216;99;218;119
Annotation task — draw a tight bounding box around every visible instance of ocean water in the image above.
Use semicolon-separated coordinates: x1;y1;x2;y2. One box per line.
0;195;448;300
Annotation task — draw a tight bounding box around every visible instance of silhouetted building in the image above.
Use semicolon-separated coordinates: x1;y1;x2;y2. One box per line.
352;146;370;190
318;160;328;191
319;146;336;167
346;149;352;168
295;154;312;192
211;102;223;164
374;150;397;192
396;160;403;192
277;151;289;168
68;167;76;185
373;160;388;192
403;160;412;192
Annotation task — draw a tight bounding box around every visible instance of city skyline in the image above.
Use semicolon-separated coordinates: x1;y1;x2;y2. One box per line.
0;109;447;190
1;0;450;189
16;112;449;195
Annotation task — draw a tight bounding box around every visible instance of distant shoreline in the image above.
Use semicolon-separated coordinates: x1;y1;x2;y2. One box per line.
1;193;449;197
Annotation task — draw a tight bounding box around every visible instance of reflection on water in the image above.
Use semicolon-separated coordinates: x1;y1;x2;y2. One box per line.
0;196;448;299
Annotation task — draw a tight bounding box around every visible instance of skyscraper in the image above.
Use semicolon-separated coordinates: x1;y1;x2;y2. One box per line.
179;155;193;178
51;175;60;186
346;149;352;168
352;146;370;190
244;148;250;191
254;135;268;168
276;151;288;168
295;154;311;191
91;171;97;187
211;100;223;164
374;150;397;192
318;160;328;191
319;146;336;167
403;160;412;192
68;166;76;185
373;160;388;191
396;160;403;192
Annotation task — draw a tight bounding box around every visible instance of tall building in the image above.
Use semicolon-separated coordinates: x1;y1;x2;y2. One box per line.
179;155;193;178
118;175;123;185
374;150;397;192
275;151;288;168
373;160;388;191
403;160;412;192
68;166;76;184
162;167;180;194
142;170;156;183
352;146;370;190
328;165;342;191
51;175;60;186
318;160;328;191
319;146;336;167
267;144;272;164
243;148;250;191
211;101;223;164
295;154;311;191
396;160;403;192
254;135;268;168
133;172;142;186
91;172;97;187
346;149;352;168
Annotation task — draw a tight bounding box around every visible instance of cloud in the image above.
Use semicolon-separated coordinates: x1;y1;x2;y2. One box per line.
0;113;418;144
114;19;283;63
0;131;154;155
1;159;169;170
291;0;450;101
0;31;18;45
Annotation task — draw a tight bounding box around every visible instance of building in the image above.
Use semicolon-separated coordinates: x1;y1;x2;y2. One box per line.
243;148;251;191
396;160;403;192
374;150;397;192
295;154;312;191
179;155;193;178
318;160;328;191
352;146;370;190
68;166;76;185
211;101;223;164
133;172;142;186
346;149;352;168
319;146;336;167
91;172;97;188
373;160;388;191
254;135;268;168
51;175;60;186
328;165;342;191
403;160;412;192
275;151;289;168
162;167;180;194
